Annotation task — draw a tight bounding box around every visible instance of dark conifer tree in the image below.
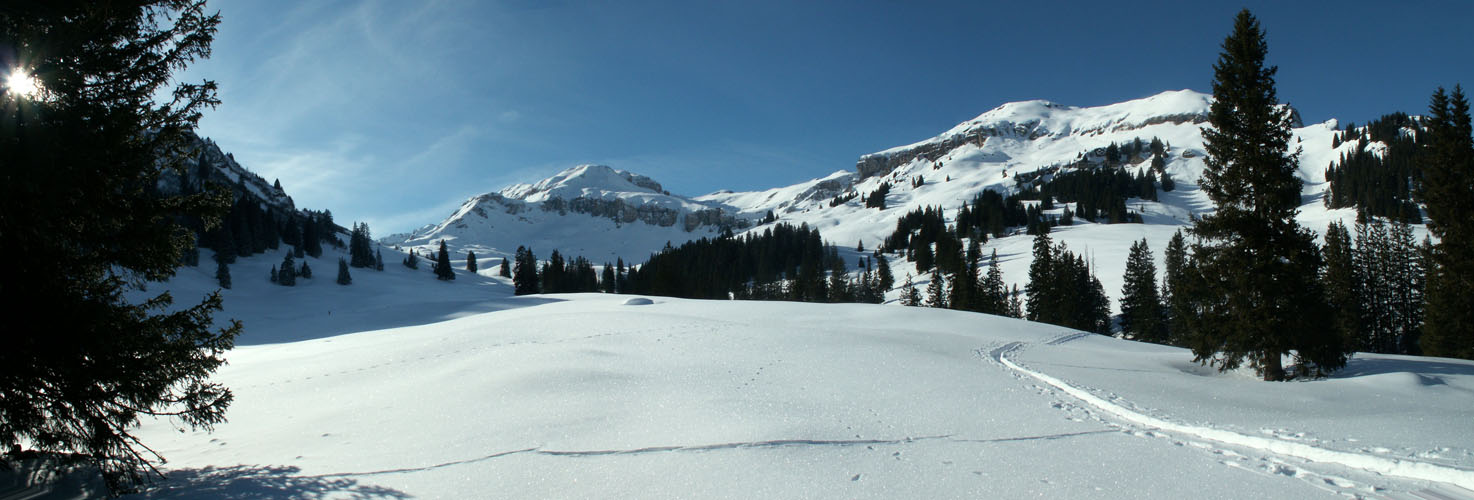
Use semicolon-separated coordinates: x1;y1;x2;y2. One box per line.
1420;86;1474;359
403;250;419;269
1322;221;1362;352
301;218;322;258
1005;285;1024;319
210;223;238;264
2;7;250;487
901;274;922;306
1162;230;1190;343
913;240;935;273
500;257;512;278
1184;10;1342;380
602;264;616;293
270;265;278;283
299;260;311;279
1025;233;1054;322
293;244;304;259
279;253;297;286
182;239;200;267
466;251;478;272
337;258;352;285
514;246;540;295
925;268;947;308
876;254;894;293
348;222;375;268
376;249;385;271
980;249;1006;315
1120;239;1167;343
216;259;231;289
827;256;849;303
542;250;565;292
434;240;455;281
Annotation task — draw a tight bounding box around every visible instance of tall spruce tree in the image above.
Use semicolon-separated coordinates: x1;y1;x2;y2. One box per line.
1322;221;1362;352
875;254;894;293
1186;10;1342;380
434;240;455;281
513;246;540;295
0;5;243;491
1025;233;1054;322
337;258;352;285
1120;239;1167;343
899;274;919;306
925;269;947;308
279;253;297;286
1419;86;1474;359
1162;230;1190;344
348;222;374;268
215;259;232;290
980;249;1006;315
466;251;478;272
1005;284;1024;319
500;257;512;278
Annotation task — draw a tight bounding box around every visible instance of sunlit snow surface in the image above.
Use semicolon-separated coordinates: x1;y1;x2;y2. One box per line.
123;248;1474;499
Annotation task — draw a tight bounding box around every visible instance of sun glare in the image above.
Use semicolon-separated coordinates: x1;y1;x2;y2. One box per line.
5;68;39;99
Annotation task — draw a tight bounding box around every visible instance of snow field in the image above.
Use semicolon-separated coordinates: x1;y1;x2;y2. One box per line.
124;276;1473;498
996;337;1474;491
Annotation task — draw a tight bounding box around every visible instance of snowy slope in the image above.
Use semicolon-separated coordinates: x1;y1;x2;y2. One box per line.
383;164;741;264
703;90;1410;315
387;89;1421;315
114;274;1474;499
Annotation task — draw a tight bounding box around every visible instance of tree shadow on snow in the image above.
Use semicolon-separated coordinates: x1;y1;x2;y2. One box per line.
129;464;411;499
235;295;565;346
1335;355;1474;379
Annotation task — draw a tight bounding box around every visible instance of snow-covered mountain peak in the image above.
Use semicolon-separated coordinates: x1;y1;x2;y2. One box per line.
383;163;748;261
857;90;1215;179
499;164;666;203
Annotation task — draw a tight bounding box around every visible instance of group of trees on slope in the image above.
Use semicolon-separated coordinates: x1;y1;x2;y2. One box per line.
1130;11;1472;379
1324;112;1424;223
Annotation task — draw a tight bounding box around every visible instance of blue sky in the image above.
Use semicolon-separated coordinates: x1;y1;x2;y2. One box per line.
179;0;1474;234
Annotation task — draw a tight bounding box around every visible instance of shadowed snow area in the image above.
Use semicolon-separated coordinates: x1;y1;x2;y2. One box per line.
124;263;1474;498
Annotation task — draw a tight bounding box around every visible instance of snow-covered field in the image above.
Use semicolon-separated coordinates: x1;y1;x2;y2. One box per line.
101;247;1474;499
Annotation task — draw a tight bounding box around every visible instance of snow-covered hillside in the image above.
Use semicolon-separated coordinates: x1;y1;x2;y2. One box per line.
391;90;1412;314
383;164;743;263
104;259;1474;499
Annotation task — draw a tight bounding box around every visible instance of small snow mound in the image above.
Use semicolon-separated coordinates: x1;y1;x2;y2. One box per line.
622;297;654;306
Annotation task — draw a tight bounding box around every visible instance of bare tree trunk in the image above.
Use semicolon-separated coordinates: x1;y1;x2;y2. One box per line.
1262;350;1285;381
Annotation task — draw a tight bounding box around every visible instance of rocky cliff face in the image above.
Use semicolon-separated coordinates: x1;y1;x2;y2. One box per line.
157;132;298;213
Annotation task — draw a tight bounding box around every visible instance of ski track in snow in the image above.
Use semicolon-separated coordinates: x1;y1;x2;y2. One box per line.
985;335;1474;497
295;432;1151;481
